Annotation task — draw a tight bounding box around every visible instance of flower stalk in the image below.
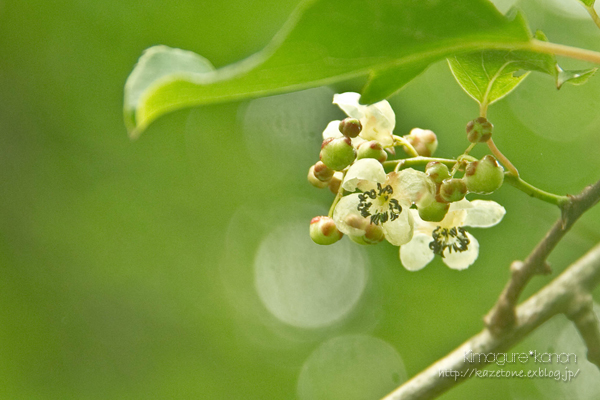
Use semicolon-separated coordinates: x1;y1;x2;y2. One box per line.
503;173;570;208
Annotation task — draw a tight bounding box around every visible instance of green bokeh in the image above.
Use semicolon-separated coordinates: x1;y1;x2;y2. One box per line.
1;0;599;399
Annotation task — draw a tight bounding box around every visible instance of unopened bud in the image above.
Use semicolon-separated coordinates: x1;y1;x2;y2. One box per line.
425;161;450;184
405;128;438;157
345;214;367;231
349;223;384;245
418;200;450;222
466;117;493;143
313;161;334;182
308;165;329;188
464;155;504;194
319;137;356;171
357;141;387;162
439;178;467;203
339;118;362;138
309;216;343;245
328;172;343;194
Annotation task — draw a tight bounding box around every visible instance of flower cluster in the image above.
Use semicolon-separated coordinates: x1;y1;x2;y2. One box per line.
308;93;506;271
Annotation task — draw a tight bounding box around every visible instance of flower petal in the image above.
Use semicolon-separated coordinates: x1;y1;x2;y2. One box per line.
448;198;473;212
342;158;386;192
435;199;471;229
382;207;414;246
332;193;368;236
409;209;437;236
442;232;479;270
366;100;395;134
388;168;436;207
399;233;435;271
333;92;365;120
463;200;506;228
359;102;395;146
322;120;343;140
359;126;394;146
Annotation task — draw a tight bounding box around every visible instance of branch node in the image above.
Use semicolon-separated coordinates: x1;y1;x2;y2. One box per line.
509;260;525;274
534;261;552;275
484;297;516;336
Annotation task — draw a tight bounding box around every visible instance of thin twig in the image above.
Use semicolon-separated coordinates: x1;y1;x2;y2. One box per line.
485;178;600;335
486;138;519;177
382;242;600;400
529;39;600;65
503;173;569;207
585;5;600;31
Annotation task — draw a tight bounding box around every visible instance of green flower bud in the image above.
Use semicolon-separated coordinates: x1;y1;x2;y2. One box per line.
339;118;362;139
439;178;467;203
328;172;343;194
418;200;450;222
466;117;493;143
345;214;367;231
319;137;356;171
313;161;334;182
349;223;384;245
357;141;387;162
308;165;329;188
309;216;343;245
464;155;504;194
425;161;450;184
405;128;438;157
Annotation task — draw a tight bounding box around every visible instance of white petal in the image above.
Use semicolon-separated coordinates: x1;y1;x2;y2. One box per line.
349;136;366;147
442;232;479;270
448;199;473;212
399;233;435;271
358;100;395;146
410;209;437;235
388;168;436;207
359;126;394;147
332;194;368;236
366;100;395;134
382;208;414;246
342;158;386;192
322;120;343;140
463;200;506;228
333;92;365;120
438;199;470;229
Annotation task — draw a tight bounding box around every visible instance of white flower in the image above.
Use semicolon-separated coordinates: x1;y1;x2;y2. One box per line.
399;199;506;271
332;159;434;246
323;92;395;147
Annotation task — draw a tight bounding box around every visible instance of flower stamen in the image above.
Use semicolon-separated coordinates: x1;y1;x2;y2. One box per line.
429;226;470;257
357;184;402;226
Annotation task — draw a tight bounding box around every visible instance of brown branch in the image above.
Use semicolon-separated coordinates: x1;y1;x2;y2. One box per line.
567;293;600;369
382;242;600;400
484;178;600;335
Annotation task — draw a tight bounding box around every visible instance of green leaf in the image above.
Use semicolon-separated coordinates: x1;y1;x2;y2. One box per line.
126;0;532;137
361;62;432;105
448;52;530;107
123;46;214;132
557;67;597;87
578;0;595;7
447;30;597;108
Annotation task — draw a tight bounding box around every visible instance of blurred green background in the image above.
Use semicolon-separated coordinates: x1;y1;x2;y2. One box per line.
1;0;600;399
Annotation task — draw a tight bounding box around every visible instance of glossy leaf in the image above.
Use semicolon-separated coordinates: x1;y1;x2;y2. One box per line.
447;31;596;107
124;0;532;137
557;67;597;87
123;46;214;132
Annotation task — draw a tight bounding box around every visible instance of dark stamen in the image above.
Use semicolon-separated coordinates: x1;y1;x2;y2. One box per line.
428;226;470;257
